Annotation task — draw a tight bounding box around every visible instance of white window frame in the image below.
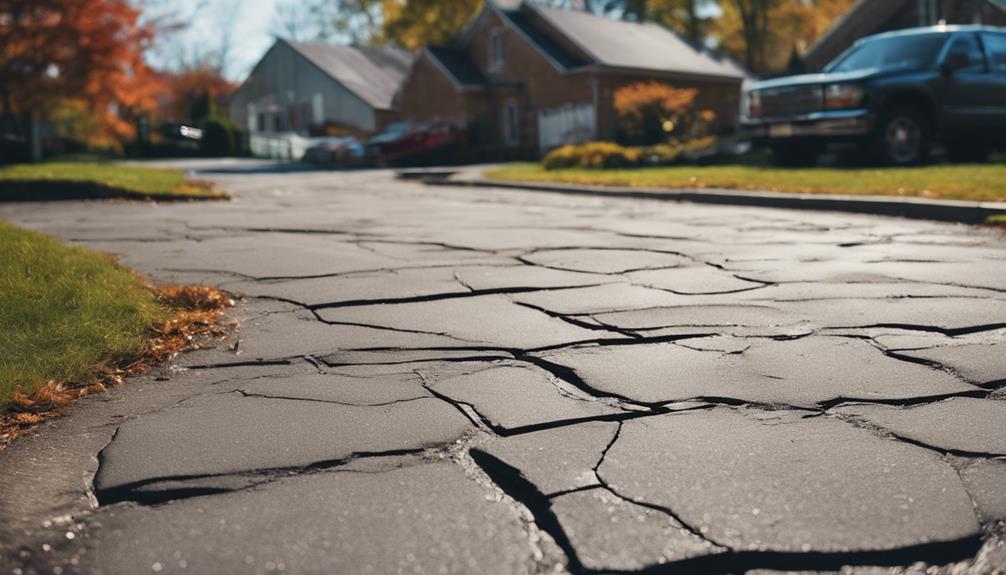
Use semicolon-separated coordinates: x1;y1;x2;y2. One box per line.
489;28;505;72
247;103;258;132
503;99;519;147
312;93;324;124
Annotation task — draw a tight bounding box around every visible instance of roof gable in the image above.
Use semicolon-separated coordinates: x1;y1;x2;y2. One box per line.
461;1;744;80
285;41;415;110
498;9;591;71
425;47;488;88
527;4;745;80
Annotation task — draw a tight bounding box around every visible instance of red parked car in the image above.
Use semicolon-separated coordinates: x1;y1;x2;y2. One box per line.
365;119;466;165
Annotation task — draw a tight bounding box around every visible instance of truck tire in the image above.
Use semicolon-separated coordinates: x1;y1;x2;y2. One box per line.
872;106;931;166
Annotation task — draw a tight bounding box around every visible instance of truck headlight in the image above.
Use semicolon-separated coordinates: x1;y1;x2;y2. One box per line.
823;84;865;110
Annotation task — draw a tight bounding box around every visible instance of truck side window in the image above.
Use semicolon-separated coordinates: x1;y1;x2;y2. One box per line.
945;34;987;72
981;34;1006;72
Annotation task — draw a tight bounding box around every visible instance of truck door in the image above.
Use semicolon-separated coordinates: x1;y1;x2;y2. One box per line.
940;32;997;135
979;32;1006;135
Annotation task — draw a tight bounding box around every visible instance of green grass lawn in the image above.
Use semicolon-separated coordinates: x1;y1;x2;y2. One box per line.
0;162;226;200
0;221;170;410
487;163;1006;203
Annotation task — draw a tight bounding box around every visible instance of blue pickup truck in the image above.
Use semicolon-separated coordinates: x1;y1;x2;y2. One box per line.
742;26;1006;166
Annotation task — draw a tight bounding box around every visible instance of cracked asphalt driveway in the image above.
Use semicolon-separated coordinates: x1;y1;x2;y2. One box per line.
2;160;1005;575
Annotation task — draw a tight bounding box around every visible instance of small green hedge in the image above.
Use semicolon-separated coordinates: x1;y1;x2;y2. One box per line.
200;117;240;157
542;139;717;171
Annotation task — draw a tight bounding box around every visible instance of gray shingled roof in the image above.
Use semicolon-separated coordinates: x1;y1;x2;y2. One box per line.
527;4;745;80
286;41;414;110
425;47;488;88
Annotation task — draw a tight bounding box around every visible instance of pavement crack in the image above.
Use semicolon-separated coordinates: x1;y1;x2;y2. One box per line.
94;448;428;507
183;359;294;370
831;323;1006;337
413;370;495;433
882;349;1002;389
592;422;727;551
820;389;989;411
512;301;641;339
514;355;657;408
235;389;430;407
453;271;476;292
626;539;984;574
830;411;1006;459
469;449;585;574
309;283;605;310
252;262;518;283
312;317;479;343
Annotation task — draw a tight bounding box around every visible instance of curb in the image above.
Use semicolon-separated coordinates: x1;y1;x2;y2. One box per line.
424;177;1006;224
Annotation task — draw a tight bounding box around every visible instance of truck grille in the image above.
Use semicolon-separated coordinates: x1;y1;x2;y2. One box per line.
758;85;822;119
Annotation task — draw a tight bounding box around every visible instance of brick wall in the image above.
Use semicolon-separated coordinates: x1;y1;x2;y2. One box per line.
467;10;594;156
396;54;472;126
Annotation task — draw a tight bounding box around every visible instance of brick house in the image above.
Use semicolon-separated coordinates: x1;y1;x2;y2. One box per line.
803;0;1006;71
393;0;747;158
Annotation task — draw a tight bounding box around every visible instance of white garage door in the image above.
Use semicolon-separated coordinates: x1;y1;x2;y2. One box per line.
538;103;596;152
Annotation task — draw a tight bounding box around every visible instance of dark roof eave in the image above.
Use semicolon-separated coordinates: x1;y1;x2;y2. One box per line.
576;64;745;84
423;48;489;91
497;11;588;74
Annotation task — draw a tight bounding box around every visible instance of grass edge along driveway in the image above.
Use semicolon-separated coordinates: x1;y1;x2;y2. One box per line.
0;162;227;201
0;221;169;411
0;221;232;445
487;163;1006;204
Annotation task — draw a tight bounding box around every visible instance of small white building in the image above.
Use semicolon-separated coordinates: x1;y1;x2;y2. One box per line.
230;39;413;139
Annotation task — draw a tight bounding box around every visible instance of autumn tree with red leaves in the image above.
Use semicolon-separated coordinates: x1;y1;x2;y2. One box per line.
158;67;235;124
0;0;161;154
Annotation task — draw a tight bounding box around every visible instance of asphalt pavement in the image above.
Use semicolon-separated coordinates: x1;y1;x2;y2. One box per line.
1;160;1004;575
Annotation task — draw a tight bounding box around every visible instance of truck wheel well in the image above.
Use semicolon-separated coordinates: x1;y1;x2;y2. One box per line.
879;93;935;124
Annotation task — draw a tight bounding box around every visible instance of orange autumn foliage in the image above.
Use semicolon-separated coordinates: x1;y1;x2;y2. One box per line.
159;67;236;124
613;82;715;146
0;0;162;145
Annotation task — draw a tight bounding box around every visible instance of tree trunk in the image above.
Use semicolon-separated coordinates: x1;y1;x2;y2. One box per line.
28;111;42;163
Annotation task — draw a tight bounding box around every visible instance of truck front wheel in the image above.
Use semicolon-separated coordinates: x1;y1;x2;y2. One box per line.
872;107;931;166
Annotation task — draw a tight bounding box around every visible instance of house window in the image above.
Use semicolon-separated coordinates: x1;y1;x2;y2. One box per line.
503;99;519;146
247;104;258;132
312;93;324;124
489;28;505;71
